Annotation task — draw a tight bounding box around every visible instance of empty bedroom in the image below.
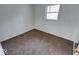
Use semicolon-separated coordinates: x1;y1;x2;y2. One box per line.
0;4;79;55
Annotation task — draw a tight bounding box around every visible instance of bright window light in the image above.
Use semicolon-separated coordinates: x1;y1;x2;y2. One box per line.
47;13;58;20
46;5;60;20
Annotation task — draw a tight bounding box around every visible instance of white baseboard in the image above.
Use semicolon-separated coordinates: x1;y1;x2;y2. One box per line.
0;27;75;43
35;28;74;42
0;28;34;42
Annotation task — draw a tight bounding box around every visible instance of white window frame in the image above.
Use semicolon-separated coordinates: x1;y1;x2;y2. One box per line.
46;5;60;20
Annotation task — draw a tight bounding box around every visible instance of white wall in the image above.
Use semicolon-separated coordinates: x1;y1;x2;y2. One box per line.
0;43;4;55
0;4;79;43
0;5;34;42
34;4;79;42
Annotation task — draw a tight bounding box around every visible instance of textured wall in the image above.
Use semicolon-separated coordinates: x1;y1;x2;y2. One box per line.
34;4;79;42
0;5;34;42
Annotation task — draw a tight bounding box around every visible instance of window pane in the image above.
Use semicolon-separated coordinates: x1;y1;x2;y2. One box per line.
47;6;50;12
46;13;58;20
47;5;60;12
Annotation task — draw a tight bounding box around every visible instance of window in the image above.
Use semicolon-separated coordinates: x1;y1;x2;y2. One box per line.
46;5;60;20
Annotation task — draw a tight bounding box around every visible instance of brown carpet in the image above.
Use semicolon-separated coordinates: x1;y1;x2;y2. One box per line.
1;29;73;55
